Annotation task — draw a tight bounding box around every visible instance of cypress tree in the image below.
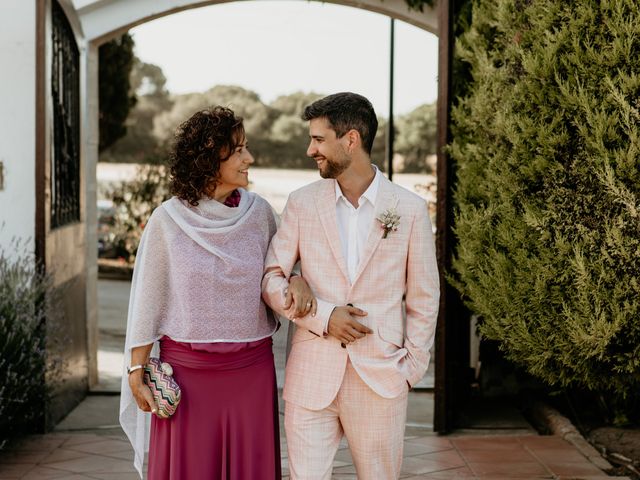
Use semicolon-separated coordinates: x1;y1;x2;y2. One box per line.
99;33;137;152
450;0;640;405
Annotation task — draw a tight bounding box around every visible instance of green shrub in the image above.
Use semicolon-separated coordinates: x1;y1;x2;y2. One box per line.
450;0;640;402
108;164;171;262
0;242;64;449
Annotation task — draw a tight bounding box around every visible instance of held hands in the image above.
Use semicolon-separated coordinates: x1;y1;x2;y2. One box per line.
284;275;317;319
128;370;157;415
327;305;372;345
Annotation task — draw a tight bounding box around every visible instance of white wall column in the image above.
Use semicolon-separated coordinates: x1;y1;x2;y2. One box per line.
85;43;100;387
0;1;38;254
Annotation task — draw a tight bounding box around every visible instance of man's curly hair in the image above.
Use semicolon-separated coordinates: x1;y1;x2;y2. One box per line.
169;106;244;206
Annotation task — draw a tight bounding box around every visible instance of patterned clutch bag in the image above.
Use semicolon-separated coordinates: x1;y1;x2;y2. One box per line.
143;358;181;418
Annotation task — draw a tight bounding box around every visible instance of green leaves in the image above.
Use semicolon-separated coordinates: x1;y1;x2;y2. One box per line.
99;34;137;153
0;244;64;449
450;0;640;401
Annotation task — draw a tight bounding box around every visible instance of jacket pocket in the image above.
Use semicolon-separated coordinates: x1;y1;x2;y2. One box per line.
377;325;405;349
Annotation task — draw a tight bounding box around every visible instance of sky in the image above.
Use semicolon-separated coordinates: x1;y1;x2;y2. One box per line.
130;0;439;116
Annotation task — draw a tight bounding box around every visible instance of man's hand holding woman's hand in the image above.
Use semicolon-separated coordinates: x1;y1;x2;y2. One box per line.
284;275;317;319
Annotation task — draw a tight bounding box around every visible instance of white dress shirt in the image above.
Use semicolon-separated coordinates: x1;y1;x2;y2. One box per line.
334;166;381;284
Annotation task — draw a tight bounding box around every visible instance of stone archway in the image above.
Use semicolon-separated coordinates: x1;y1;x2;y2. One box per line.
77;0;437;44
79;0;438;386
72;0;450;429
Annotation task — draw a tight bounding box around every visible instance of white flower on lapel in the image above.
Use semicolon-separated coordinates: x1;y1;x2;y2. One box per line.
377;207;401;239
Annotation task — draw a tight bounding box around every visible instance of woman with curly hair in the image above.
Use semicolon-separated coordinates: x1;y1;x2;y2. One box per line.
119;106;315;479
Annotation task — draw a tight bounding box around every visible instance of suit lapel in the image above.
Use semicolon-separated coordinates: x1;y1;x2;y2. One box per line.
351;175;398;286
313;180;350;282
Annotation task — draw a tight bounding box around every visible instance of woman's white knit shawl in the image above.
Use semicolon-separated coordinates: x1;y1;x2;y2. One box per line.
119;190;277;477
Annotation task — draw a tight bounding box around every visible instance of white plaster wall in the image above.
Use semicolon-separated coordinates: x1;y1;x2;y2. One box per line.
0;1;37;256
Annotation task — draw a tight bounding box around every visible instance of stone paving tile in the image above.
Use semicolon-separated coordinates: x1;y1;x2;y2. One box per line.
466;461;551;477
0;451;50;465
404;436;455;452
459;446;535;463
19;466;70;479
461;477;552;480
419;466;478;478
556;477;622;480
518;435;572;449
400;450;468;476
0;462;34;479
64;439;132;456
94;450;135;462
45;476;96;480
39;448;93;465
332;464;357;474
0;432;617;479
11;435;69;453
526;446;590;464
42;455;137;475
545;461;609;477
61;434;113;448
403;440;452;457
89;473;142;480
453;435;524;451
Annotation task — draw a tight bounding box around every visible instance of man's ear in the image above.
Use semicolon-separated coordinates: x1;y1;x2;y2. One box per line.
346;129;361;153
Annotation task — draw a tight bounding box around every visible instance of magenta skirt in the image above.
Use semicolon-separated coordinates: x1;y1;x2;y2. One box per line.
148;337;281;480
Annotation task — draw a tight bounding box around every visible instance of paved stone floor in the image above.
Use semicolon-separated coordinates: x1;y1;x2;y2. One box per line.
0;393;623;480
0;425;622;479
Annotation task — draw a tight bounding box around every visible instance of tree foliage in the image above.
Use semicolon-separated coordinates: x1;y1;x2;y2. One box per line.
395;103;437;173
403;0;435;13
450;0;640;402
102;75;437;172
100;57;172;164
98;34;137;152
153;85;276;142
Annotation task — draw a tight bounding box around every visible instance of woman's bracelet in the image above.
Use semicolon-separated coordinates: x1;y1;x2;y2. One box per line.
127;364;146;375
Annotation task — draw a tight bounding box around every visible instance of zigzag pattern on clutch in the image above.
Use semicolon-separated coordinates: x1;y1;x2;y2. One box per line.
147;376;180;405
144;358;182;418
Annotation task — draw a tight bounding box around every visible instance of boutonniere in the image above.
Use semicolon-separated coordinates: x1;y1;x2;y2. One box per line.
377;208;401;239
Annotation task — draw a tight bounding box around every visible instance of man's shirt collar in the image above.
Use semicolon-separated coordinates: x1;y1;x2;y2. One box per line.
335;165;381;208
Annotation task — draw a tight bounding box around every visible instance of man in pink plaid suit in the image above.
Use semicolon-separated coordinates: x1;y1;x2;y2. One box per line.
262;92;439;479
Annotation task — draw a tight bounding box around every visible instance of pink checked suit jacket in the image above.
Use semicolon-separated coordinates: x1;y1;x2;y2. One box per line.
262;175;440;410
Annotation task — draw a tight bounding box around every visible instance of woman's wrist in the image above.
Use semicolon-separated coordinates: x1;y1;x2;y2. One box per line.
128;369;145;383
127;364;146;375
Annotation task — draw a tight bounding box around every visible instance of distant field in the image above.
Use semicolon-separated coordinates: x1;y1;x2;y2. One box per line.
97;163;437;215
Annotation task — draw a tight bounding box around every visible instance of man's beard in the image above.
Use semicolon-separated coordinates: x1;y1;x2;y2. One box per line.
317;154;351;179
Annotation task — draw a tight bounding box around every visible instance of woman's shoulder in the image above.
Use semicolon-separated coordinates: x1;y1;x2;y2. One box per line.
244;192;277;231
143;198;180;232
246;191;273;214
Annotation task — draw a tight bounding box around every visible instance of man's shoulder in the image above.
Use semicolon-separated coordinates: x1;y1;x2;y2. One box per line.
288;178;331;203
387;180;428;211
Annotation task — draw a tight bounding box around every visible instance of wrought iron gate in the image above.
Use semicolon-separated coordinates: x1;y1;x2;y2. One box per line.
51;0;80;229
